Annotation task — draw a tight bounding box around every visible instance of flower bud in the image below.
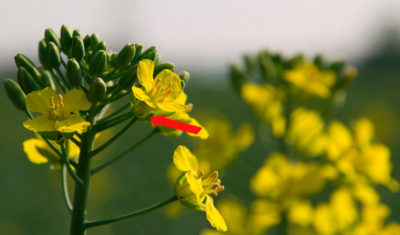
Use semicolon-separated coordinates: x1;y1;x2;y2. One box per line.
3;79;26;110
46;42;61;69
38;67;56;90
258;52;276;81
179;71;190;89
89;50;107;76
115;43;136;68
17;67;41;93
66;59;83;88
14;53;41;81
38;40;49;68
132;43;143;61
73;29;82;38
88;78;107;102
229;64;245;93
44;28;61;49
60;25;73;53
154;62;175;76
119;64;138;89
138;46;156;60
71;36;85;61
154;54;162;65
244;54;258;74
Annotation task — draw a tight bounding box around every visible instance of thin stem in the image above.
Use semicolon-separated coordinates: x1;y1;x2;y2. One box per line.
50;70;67;92
91;129;158;175
61;163;73;214
97;103;130;123
70;136;81;147
94;112;133;132
90;117;137;158
85;195;178;229
56;68;71;89
61;141;84;185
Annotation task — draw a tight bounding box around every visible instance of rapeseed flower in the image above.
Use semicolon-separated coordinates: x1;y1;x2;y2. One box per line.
23;87;91;135
284;62;336;98
172;145;227;231
131;59;186;117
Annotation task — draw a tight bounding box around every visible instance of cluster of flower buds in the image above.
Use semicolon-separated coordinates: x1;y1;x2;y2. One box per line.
4;25;190;112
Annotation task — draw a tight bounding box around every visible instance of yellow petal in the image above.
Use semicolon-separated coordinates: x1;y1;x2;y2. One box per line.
176;92;188;105
187;117;209;139
205;196;228;232
23;138;49;164
137;59;155;92
155;69;182;99
173;145;199;172
26;87;58;114
55;115;91;133
63;89;92;113
23;116;57;132
187;172;204;202
157;101;187;113
132;86;156;108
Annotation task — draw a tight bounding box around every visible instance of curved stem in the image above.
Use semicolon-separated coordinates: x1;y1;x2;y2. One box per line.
94;112;133;132
50;70;67;92
91;129;158;175
97;103;130;123
61;163;73;214
90;117;137;157
56;68;71;89
85;195;177;229
61;141;83;185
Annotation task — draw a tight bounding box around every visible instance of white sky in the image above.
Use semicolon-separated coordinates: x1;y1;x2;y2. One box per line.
1;0;399;74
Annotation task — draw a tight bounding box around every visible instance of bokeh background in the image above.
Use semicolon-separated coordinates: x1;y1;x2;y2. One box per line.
1;0;400;234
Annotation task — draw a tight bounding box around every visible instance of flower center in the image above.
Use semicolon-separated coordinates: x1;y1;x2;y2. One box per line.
48;95;66;120
147;78;174;103
201;171;225;197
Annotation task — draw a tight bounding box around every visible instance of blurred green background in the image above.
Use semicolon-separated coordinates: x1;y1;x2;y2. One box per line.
0;33;400;234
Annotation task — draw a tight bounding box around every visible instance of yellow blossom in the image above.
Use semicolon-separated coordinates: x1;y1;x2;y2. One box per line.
131;59;186;117
23;87;91;135
284;62;336;98
241;82;285;137
23;135;79;170
288;200;314;227
172;145;227;231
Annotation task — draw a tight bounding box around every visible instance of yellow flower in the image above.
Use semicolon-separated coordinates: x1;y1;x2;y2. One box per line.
326;121;352;160
241;82;285;137
131;59;186;117
23;135;79;170
288;108;326;157
288;200;314;227
158;93;209;139
172;145;227;231
284;62;336;98
23;87;91;134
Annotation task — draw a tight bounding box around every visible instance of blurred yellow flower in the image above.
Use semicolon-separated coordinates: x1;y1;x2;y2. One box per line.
23;135;79;170
172;145;227;231
284;62;336;98
288;200;314;227
131;59;186;117
23;87;91;134
288;108;326;157
241;82;285;137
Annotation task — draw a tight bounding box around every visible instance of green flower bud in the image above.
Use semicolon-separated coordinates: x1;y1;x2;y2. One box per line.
138;46;156;60
154;54;162;65
313;54;325;68
179;71;190;82
244;54;258;74
38;67;56;90
73;29;82;38
46;42;61;68
119;64;138;89
88;78;107;102
66;59;83;88
93;41;107;55
154;62;174;76
89;50;107;76
3;79;26;110
258;52;276;81
230;64;245;94
91;33;101;47
14;53;41;81
71;36;85;61
132;43;143;61
60;25;73;53
115;43;135;68
38;40;49;68
17;67;41;93
44;28;61;49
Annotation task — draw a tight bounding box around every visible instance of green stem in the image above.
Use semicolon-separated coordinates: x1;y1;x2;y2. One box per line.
61;163;73;214
61;141;83;185
94;112;133;132
56;68;71;89
70;129;95;235
91;129;158;175
98;103;130;123
50;70;67;92
90;117;137;157
85;195;178;229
